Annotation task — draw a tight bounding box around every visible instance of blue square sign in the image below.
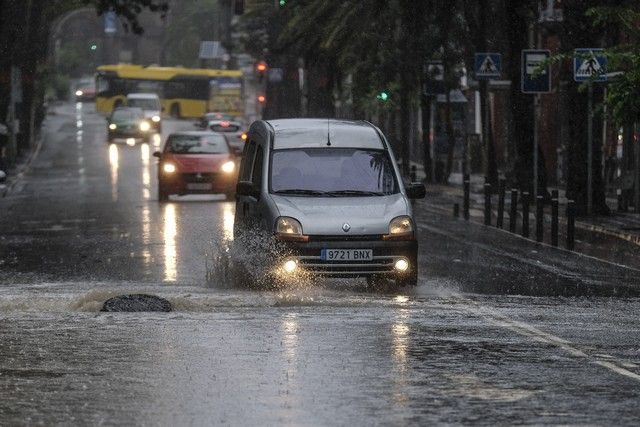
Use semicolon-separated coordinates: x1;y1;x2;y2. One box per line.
475;53;502;80
522;50;551;94
574;49;607;82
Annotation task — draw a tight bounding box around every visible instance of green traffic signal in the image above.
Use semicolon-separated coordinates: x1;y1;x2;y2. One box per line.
279;0;286;6
377;91;389;101
90;44;98;51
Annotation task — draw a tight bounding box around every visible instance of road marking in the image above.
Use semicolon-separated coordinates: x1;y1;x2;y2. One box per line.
456;296;640;383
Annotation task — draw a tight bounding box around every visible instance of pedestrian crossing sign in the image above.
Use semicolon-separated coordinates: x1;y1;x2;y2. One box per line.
574;49;607;82
475;53;502;79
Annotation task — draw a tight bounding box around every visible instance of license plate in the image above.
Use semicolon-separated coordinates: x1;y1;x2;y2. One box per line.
186;183;212;190
321;249;373;261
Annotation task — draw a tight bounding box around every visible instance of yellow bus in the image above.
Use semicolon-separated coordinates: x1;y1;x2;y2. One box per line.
95;65;243;119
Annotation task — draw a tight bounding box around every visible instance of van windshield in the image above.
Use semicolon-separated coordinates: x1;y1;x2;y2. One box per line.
270;148;399;196
128;98;160;110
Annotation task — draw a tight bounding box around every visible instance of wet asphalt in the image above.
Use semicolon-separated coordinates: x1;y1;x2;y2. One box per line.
0;103;640;425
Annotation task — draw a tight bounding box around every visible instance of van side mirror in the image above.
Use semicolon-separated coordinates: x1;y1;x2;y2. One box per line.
406;182;426;199
153;151;162;158
236;181;259;198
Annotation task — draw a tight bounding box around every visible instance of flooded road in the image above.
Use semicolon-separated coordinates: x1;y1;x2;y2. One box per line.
1;103;640;425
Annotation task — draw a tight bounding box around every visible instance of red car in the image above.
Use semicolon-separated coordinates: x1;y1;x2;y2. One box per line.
154;131;238;202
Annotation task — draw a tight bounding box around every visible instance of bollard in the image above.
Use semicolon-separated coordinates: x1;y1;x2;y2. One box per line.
463;174;470;221
484;178;492;226
536;195;544;243
453;203;460;218
617;189;625;212
410;165;417;182
566;199;575;250
497;178;506;229
509;189;518;233
551;190;559;247
522;192;530;238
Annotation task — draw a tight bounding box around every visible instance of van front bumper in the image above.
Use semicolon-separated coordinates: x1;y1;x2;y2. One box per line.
280;238;417;278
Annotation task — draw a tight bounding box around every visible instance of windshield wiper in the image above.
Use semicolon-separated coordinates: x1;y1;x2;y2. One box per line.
274;189;330;196
324;190;386;196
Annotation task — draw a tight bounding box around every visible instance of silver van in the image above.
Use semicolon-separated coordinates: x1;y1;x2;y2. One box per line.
234;119;426;287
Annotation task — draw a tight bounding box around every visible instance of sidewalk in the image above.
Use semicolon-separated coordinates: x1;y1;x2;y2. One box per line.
420;172;640;270
0;106;62;198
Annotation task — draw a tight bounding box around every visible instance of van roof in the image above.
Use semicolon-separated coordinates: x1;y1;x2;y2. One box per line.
127;93;160;99
266;119;384;150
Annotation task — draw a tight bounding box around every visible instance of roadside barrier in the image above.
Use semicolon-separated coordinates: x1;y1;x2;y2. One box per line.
454;183;576;252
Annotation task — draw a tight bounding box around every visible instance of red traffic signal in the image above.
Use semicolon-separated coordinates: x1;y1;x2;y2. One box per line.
257;95;266;103
256;61;268;73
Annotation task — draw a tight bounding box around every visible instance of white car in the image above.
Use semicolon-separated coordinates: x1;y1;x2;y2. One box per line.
126;93;162;132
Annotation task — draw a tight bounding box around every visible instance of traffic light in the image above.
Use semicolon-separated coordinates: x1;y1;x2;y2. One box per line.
90;43;98;51
257;95;266;104
279;0;286;6
377;91;389;102
256;61;268;83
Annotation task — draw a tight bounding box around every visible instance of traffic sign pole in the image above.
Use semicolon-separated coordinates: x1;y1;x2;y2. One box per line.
587;83;593;216
533;94;540;198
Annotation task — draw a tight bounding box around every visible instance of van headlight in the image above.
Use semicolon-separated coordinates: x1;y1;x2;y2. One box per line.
275;217;309;242
109;123;117;130
139;121;151;132
384;216;414;240
151;115;161;123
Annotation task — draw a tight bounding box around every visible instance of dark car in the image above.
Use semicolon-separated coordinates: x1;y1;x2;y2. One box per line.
154;131;238;201
107;107;152;144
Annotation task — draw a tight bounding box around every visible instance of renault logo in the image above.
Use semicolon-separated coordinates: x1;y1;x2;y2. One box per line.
342;223;351;233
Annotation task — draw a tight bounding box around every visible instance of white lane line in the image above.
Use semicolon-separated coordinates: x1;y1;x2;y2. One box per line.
456;296;640;383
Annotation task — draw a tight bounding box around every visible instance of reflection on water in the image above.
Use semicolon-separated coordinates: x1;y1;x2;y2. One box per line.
76;104;85;185
141;206;152;270
223;204;234;242
109;144;119;201
152;133;162;147
281;314;299;361
141;144;151;200
163;204;178;282
391;296;410;407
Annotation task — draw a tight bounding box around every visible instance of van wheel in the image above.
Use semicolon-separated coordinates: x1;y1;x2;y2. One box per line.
366;275;387;289
396;273;418;287
170;103;181;118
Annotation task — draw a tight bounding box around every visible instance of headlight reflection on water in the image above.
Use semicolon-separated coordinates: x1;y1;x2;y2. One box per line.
163;204;178;282
109;144;119;201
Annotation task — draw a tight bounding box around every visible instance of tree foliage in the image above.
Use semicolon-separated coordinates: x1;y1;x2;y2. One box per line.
587;4;640;125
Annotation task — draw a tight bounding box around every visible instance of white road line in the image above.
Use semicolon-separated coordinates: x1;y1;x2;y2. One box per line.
456;296;640;383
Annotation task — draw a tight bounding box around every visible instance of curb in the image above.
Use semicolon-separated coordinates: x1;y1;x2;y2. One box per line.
421;202;640;274
429;187;640;249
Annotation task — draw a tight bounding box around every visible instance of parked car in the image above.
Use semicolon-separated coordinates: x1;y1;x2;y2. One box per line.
126;93;162;132
233;119;426;287
154;131;238;202
107;107;152;143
